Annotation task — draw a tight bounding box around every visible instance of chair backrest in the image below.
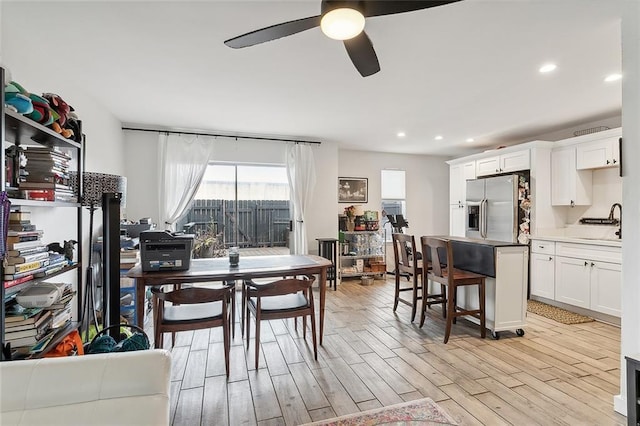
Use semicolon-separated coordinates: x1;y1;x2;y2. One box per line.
421;236;453;285
392;233;419;275
151;285;232;305
246;275;315;298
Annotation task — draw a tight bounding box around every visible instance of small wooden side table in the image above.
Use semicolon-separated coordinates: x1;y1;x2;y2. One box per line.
627;353;640;426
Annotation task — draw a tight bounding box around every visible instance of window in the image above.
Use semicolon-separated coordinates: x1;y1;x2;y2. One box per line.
178;163;290;251
381;170;406;238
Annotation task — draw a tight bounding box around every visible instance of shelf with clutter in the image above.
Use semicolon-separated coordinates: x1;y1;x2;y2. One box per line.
337;207;386;281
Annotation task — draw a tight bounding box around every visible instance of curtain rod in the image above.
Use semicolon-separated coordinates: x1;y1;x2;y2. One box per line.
121;126;321;145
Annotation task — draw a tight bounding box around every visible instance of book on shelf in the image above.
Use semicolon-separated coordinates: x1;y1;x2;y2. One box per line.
5;334;38;348
4;327;38;340
51;306;72;329
4;306;44;324
20;189;55;202
7;229;43;238
5;310;52;332
9;211;31;222
24;146;73;160
4;264;49;281
6;233;43;245
5;250;50;266
18;182;71;190
7;238;43;251
3;274;35;289
8;223;37;232
7;245;48;257
29;329;58;354
3;258;50;275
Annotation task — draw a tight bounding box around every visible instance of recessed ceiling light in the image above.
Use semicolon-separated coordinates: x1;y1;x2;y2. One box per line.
434;135;443;141
397;132;406;138
466;138;475;143
604;73;622;82
539;63;557;73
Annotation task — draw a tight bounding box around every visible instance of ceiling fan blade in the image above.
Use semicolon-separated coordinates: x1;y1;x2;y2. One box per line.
224;15;322;48
363;0;463;18
343;31;380;77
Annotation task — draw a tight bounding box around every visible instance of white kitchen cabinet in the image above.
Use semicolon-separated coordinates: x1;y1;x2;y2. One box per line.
530;239;555;299
476;149;530;177
449;161;476;205
553;242;621;317
449;203;466;237
576;136;620;170
551;146;592;206
555;255;591;308
589;261;622;316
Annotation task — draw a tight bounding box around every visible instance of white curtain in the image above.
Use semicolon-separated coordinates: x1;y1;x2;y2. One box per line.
158;133;215;231
286;143;316;255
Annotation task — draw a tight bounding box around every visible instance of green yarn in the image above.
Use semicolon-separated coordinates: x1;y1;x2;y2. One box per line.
88;335;117;353
113;333;150;352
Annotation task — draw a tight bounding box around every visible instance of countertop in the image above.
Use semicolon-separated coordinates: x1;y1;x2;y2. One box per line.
439;236;528;248
530;235;622;248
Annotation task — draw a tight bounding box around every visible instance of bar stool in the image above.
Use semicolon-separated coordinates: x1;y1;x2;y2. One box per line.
420;236;486;343
316;238;338;290
392;234;433;322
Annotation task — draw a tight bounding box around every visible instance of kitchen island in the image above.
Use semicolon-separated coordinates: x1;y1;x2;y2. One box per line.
428;236;530;338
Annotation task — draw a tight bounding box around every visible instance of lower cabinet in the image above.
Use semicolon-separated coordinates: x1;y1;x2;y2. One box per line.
554;256;591;309
530;252;555;300
589;261;622;317
530;239;621;318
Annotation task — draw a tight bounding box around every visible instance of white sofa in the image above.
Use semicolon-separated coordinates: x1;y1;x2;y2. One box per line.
0;349;171;426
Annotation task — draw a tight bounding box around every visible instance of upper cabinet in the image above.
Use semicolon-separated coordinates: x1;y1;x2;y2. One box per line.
551;146;592;206
576;136;620;170
449;161;476;205
476;149;530;177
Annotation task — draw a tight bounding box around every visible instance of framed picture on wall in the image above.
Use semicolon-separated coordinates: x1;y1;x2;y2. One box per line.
338;177;368;203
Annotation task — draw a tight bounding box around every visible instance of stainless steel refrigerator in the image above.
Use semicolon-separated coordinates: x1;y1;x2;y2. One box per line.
465;174;519;243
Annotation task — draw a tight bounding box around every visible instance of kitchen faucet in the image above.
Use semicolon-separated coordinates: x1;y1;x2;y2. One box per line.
608;203;622;239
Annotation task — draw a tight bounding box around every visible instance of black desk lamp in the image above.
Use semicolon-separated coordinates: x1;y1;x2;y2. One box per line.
73;172;126;341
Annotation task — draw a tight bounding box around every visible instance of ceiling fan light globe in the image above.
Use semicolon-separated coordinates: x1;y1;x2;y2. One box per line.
320;8;365;40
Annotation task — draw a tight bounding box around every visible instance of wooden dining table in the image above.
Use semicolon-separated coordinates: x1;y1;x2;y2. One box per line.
126;254;332;344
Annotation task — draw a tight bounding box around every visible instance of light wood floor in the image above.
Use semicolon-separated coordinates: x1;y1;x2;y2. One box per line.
156;276;626;426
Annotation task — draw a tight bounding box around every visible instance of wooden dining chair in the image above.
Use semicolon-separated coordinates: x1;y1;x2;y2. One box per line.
420;236;486;343
392;233;438;322
151;283;234;376
244;275;317;369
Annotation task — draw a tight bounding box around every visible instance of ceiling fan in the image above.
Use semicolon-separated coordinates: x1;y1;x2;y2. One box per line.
224;1;462;77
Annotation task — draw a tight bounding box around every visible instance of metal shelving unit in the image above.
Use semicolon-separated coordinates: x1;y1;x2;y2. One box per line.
1;66;84;359
338;230;386;280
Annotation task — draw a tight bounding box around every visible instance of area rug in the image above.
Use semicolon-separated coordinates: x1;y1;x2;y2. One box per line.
527;300;595;324
301;398;457;426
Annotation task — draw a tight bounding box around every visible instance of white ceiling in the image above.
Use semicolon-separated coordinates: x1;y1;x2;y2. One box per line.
2;0;623;157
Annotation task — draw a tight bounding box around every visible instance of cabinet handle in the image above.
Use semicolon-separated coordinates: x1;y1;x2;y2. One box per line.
495;169;499;173
584;261;588;266
606;160;611;164
548;256;553;261
538;245;544;248
591;262;595;267
570;200;575;207
613;159;617;164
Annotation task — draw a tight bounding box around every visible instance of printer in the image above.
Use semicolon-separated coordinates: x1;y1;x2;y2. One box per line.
139;230;195;272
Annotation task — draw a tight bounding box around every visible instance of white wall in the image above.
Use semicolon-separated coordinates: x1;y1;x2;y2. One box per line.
338;150;450;239
122;130;339;254
615;0;640;416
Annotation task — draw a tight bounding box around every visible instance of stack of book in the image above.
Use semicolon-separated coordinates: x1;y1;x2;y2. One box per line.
4;210;72;287
120;248;140;270
3;306;53;350
4;211;48;287
4;282;76;355
19;147;77;202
